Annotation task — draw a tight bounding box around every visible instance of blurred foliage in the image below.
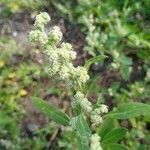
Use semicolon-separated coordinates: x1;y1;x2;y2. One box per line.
0;0;48;16
0;36;56;149
53;0;150;81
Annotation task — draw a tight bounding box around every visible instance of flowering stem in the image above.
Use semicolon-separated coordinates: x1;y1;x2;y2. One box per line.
29;12;108;150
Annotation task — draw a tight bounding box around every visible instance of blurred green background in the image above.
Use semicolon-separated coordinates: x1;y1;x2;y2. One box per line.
0;0;150;149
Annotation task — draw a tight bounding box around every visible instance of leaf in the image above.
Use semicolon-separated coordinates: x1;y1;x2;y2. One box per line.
103;143;128;150
137;144;148;150
102;128;127;144
119;55;132;66
137;49;150;61
76;114;91;150
107;102;150;119
86;75;99;97
0;60;5;67
145;134;150;144
52;2;70;14
98;118;115;139
120;65;130;81
32;97;70;126
84;55;106;70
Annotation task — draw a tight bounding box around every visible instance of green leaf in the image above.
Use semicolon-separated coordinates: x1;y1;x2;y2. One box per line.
145;134;150;144
119;55;132;66
52;2;70;14
76;114;91;150
31;97;70;126
98;118;115;139
107;102;150;119
102;128;127;144
84;55;106;70
103;143;128;150
120;65;130;81
137;49;150;61
137;144;148;150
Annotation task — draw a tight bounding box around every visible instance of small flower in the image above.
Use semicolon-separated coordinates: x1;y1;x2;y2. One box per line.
29;30;48;46
74;91;92;113
90;104;108;126
100;104;108;113
59;64;71;80
74;66;89;83
34;12;50;30
59;42;77;61
47;60;60;76
90;134;103;150
74;91;84;101
48;50;59;63
93;105;108;114
61;42;73;51
90;113;103;126
48;26;62;44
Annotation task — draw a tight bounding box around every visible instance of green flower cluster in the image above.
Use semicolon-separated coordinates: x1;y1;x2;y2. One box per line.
29;13;88;85
74;91;92;113
90;104;108;126
74;90;108;126
90;133;103;150
29;12;50;46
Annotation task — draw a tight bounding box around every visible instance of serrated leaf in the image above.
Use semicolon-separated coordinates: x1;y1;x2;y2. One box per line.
76;114;91;150
103;143;128;150
32;97;70;126
107;102;150;119
102;128;127;144
84;55;106;70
